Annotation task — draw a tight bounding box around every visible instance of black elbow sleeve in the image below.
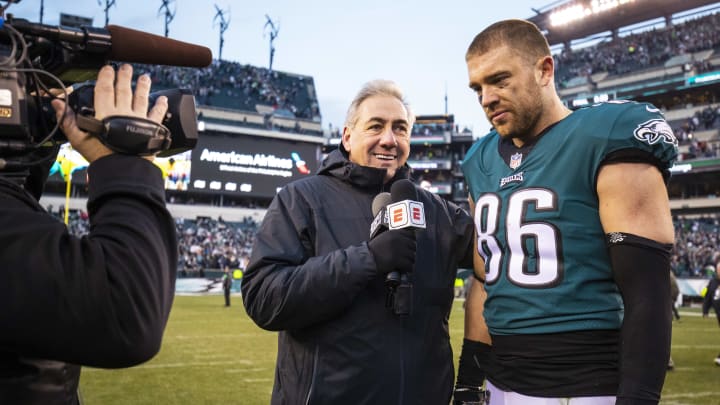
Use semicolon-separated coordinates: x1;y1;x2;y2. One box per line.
606;232;673;404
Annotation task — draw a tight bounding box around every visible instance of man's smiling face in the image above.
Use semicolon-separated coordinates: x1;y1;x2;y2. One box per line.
342;95;412;183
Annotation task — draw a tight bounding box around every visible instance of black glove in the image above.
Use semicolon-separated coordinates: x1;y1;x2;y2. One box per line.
454;339;491;404
368;229;416;275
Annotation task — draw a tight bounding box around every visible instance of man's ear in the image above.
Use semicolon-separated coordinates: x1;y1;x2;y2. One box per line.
537;55;555;87
341;126;351;152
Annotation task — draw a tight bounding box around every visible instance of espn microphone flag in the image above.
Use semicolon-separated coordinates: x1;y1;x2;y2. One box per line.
370;192;392;238
387;200;426;230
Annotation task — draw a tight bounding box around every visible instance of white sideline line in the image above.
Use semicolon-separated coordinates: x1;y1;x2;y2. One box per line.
670;344;720;349
661;390;720;404
170;333;262;339
675;311;706;317
84;360;259;371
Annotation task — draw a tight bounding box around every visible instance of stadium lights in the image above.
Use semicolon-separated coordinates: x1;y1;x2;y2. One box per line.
550;0;635;27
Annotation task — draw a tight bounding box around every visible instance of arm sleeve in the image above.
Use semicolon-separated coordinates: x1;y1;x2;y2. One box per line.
241;187;378;331
447;199;475;270
607;232;673;405
0;154;178;368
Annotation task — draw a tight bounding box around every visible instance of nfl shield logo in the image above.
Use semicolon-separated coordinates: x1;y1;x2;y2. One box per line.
509;152;523;170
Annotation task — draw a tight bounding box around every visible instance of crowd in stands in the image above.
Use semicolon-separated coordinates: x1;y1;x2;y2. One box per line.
134;60;321;122
49;205;719;281
676;105;720;134
554;11;720;88
175;216;259;277
673;105;720;154
672;215;720;277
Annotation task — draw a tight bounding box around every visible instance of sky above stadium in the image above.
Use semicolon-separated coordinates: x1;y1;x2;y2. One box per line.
7;0;547;136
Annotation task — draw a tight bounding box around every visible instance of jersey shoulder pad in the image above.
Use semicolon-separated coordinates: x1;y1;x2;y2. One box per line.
589;101;678;168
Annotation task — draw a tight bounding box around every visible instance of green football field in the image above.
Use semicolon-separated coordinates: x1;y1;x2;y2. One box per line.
79;295;720;404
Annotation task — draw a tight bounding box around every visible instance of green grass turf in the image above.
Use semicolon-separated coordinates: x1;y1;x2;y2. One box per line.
78;295;720;404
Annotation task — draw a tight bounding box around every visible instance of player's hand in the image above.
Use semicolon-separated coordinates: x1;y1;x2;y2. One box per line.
50;64;168;163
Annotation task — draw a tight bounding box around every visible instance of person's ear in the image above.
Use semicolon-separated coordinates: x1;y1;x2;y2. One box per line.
537;55;554;86
341;126;352;152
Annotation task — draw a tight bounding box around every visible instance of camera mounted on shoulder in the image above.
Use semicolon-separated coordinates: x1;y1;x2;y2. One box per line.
0;1;212;172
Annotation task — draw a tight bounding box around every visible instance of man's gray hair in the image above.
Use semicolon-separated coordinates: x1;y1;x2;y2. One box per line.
344;79;415;128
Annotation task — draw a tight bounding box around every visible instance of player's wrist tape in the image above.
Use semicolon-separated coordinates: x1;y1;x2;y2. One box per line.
76;112;171;155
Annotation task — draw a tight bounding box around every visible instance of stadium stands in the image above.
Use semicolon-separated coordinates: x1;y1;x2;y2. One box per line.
175;215;259;278
37;2;720;291
554;11;720;90
133;60;323;135
672;215;720;278
49;202;717;284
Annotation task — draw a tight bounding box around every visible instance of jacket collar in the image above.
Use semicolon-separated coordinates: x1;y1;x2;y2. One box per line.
318;145;411;192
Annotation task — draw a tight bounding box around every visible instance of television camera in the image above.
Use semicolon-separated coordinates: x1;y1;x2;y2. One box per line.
0;3;212;173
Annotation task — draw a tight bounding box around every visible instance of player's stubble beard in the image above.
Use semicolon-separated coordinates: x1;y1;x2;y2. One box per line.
495;85;544;145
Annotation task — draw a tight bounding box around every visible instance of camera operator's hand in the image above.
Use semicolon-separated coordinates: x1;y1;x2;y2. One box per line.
50;64;168;163
368;229;416;275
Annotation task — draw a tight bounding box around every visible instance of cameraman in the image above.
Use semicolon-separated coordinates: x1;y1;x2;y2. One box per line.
0;64;178;404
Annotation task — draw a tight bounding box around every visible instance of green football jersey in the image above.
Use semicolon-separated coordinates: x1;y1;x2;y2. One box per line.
462;101;678;335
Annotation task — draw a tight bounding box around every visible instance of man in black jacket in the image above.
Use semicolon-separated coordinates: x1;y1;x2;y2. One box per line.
0;64;178;404
242;79;475;404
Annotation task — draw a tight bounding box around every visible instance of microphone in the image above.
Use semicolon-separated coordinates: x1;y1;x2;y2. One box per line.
370;192;391;239
385;179;426;288
9;18;213;68
106;25;213;67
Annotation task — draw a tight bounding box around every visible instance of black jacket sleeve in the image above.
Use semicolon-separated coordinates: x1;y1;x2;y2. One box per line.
448;200;475;270
0;154;178;368
241;187;378;332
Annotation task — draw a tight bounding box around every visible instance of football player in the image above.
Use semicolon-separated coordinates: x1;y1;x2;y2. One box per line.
454;19;677;405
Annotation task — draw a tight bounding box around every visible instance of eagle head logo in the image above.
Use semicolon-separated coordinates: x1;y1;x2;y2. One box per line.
633;119;678;147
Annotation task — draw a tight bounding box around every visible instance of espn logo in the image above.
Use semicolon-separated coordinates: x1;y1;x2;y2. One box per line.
387;200;426;230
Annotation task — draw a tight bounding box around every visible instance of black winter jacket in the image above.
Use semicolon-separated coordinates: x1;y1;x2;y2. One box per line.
0;154;178;404
242;148;474;405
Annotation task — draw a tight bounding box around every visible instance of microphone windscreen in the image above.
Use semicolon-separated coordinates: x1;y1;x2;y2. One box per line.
106;25;213;67
390;179;418;203
372;192;392;216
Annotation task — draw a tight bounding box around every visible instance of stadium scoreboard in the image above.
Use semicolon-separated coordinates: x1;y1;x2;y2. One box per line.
186;131;320;199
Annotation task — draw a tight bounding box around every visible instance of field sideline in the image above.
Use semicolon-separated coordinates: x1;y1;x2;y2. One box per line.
79;295;720;404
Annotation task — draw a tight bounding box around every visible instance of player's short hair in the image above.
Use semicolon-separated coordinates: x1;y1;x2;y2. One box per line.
466;19;551;64
344;79;415;129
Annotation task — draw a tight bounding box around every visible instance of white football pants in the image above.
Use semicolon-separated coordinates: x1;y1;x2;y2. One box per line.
487;381;616;405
